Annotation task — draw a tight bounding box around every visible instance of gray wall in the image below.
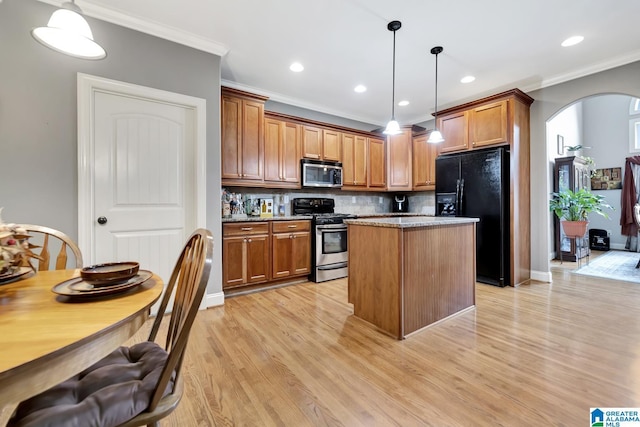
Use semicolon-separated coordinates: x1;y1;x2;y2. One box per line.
529;60;640;281
0;0;223;296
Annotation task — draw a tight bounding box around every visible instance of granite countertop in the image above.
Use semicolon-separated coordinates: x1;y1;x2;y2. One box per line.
344;216;479;229
352;212;429;218
222;215;312;223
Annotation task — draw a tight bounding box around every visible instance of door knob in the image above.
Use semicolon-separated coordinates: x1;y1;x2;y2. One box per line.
97;216;108;225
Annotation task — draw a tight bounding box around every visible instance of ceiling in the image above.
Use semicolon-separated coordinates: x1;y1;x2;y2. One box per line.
40;0;640;128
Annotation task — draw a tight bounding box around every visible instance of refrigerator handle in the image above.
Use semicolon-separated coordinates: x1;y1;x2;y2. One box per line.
455;179;460;215
459;178;465;214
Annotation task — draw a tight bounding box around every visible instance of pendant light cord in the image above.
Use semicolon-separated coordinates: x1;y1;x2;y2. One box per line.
391;29;396;120
433;50;438;123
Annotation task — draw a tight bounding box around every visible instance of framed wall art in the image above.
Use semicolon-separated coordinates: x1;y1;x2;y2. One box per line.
590;167;622;190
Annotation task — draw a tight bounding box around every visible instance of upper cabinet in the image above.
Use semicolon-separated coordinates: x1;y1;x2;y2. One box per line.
386;129;413;191
221;87;268;185
469;100;508;149
264;115;301;188
301;126;342;161
342;133;367;188
436;92;525;155
322;129;342;162
438;111;469;153
412;132;438;190
368;137;386;189
302;125;322;160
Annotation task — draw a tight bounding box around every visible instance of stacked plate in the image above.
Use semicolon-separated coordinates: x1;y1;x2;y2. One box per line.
53;262;151;297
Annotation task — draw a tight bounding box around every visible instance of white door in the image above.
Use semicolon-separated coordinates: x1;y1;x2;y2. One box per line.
78;74;207;292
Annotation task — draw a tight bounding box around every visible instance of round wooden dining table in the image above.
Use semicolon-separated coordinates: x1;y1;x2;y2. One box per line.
0;269;163;425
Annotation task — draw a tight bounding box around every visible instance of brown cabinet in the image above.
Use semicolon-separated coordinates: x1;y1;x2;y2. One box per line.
368;137;386;188
342;133;367;188
437;99;509;154
469;100;508;148
302;125;323;160
222;222;270;289
386;129;412;191
264;116;301;187
553;156;591;262
412;133;438;190
221;88;267;185
438;111;469;153
271;221;311;279
322;129;342;162
223;219;312;293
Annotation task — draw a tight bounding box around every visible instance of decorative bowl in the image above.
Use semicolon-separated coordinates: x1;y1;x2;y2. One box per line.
80;262;140;284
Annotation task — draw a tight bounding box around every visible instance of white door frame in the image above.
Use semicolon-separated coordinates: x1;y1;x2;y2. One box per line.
77;73;207;266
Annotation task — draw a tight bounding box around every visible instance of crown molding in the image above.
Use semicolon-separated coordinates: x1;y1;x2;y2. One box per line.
36;0;229;56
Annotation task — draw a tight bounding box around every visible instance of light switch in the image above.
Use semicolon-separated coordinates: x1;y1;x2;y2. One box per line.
352;196;356;203
379;197;383;204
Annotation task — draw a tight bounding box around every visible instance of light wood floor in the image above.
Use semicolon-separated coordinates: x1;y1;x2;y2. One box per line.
140;266;640;426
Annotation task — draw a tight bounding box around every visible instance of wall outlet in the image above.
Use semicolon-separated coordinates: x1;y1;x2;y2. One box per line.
284;195;290;203
352;196;356;204
379;197;383;204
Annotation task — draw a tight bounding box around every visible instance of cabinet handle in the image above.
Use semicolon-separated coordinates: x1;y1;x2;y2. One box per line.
247;238;252;243
289;235;293;239
241;227;253;231
287;225;297;228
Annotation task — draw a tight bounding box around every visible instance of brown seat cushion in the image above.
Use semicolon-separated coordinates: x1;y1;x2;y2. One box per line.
9;341;173;427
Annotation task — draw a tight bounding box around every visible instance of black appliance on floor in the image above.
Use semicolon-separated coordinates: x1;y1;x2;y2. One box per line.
292;197;355;283
435;146;510;287
589;229;610;251
391;194;409;213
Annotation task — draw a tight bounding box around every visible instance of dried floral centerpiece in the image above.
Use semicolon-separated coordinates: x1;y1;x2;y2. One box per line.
0;208;37;275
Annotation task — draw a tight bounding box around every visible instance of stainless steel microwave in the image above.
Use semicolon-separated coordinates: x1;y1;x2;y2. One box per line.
301;159;343;188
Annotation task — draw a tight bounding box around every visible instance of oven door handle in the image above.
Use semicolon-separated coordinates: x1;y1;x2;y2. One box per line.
317;262;348;270
316;224;347;230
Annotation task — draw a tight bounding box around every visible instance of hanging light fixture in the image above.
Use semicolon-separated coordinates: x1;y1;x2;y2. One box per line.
427;46;444;143
383;20;402;135
31;0;107;60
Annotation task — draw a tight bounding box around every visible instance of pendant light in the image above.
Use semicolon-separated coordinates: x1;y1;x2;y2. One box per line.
31;0;107;60
383;20;402;135
427;46;444;143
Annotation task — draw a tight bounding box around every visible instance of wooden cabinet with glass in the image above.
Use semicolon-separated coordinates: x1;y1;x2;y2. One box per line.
221;87;268;186
553;155;591;262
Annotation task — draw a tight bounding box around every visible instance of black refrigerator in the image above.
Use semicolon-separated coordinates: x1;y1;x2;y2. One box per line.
435;147;510;287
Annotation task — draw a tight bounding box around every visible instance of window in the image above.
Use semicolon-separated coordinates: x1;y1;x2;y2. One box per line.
629;98;640;152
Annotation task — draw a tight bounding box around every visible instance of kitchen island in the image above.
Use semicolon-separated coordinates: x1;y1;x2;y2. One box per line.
345;216;479;339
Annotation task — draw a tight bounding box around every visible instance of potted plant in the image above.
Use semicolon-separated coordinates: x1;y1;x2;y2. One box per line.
549;188;613;237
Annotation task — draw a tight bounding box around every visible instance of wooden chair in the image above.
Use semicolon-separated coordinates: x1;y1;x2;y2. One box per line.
9;229;214;427
18;224;83;270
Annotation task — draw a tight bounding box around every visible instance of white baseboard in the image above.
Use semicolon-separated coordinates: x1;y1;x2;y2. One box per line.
531;270;552;283
610;243;626;250
204;291;225;308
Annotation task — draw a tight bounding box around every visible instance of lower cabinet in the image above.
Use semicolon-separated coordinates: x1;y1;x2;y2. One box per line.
271;221;311;279
222;222;270;289
222;220;311;292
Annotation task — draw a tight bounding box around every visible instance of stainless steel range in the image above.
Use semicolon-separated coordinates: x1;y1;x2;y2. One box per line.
292;198;355;282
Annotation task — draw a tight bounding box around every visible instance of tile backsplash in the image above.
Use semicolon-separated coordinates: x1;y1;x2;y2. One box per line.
223;187;435;216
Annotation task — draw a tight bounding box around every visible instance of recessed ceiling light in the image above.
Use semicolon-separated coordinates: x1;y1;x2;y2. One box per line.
354;85;367;93
398;100;409;106
460;75;476;83
561;36;584;47
289;62;304;72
